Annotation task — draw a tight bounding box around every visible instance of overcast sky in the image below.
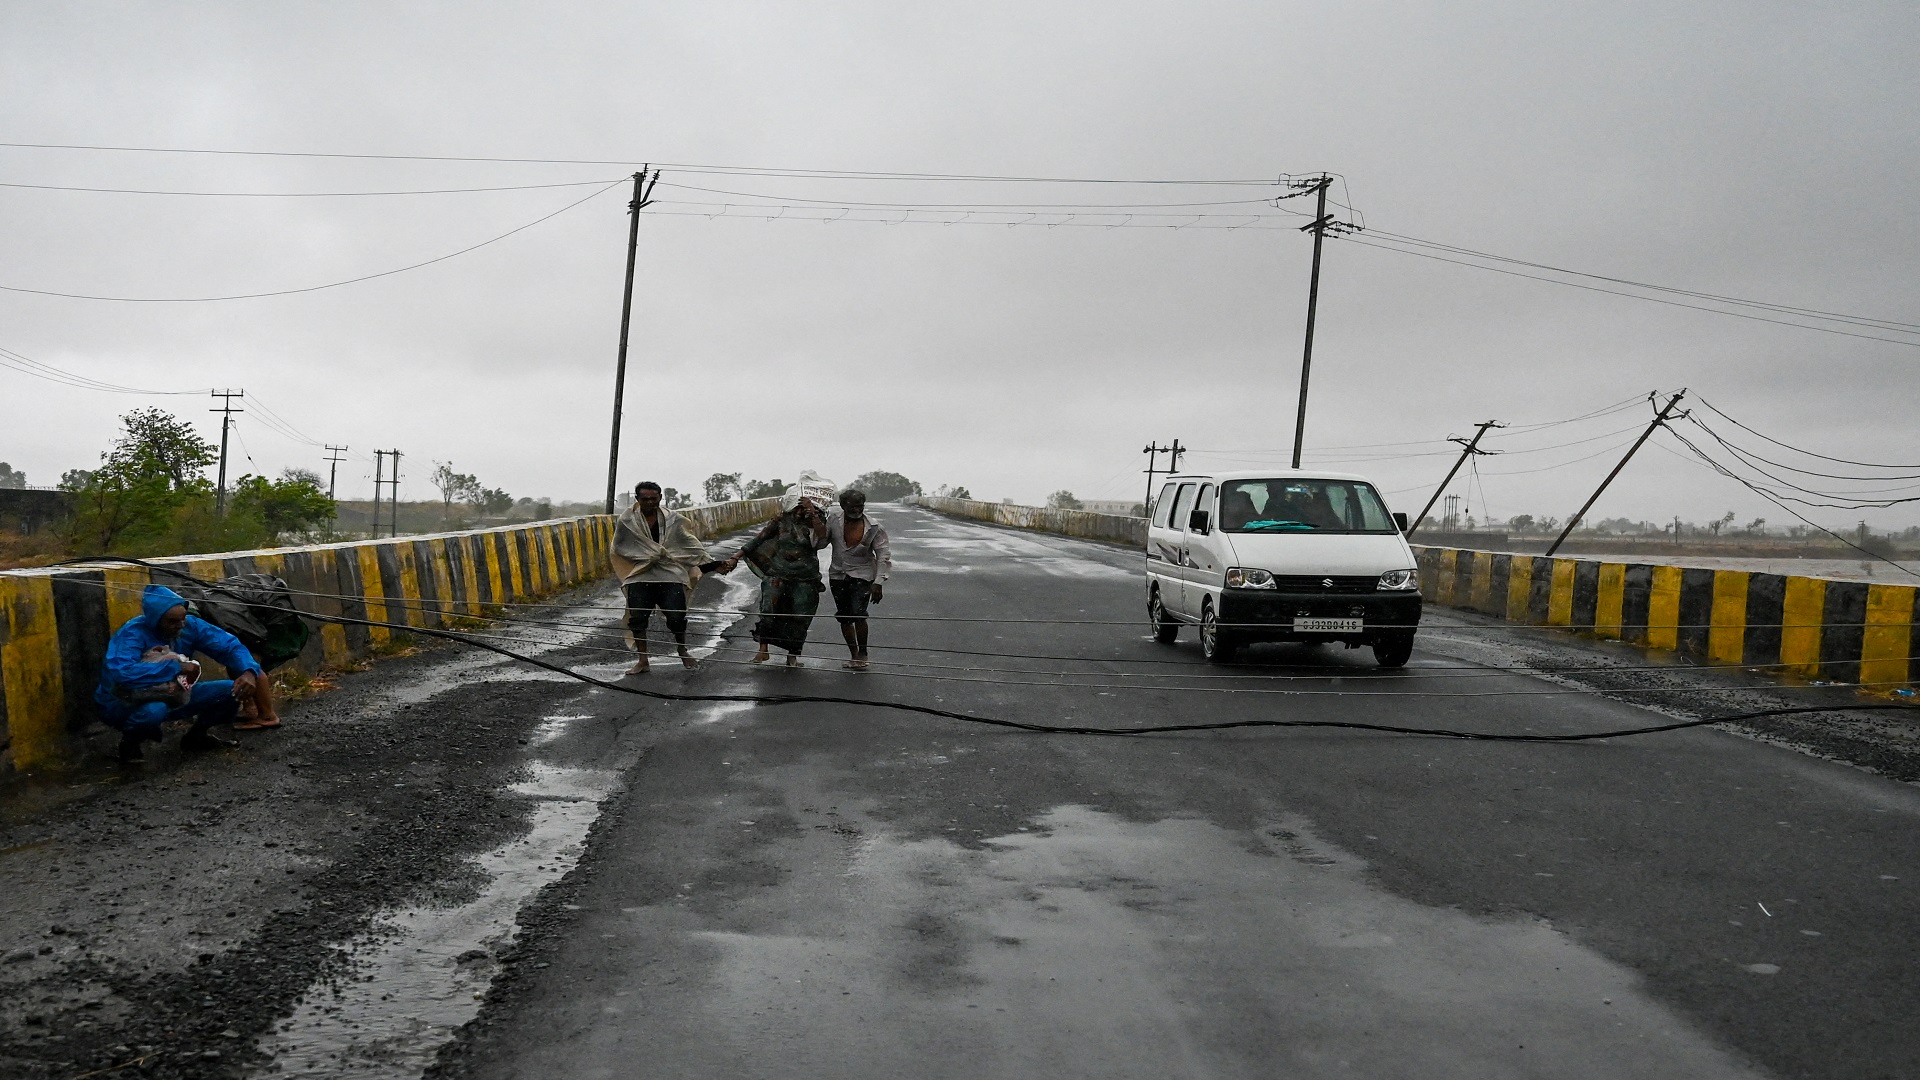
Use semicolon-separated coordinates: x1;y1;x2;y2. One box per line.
4;1;1916;533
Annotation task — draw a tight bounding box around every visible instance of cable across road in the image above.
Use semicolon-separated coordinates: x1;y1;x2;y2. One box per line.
54;559;1917;743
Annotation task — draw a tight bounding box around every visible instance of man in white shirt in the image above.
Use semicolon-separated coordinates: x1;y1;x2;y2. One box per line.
825;489;892;671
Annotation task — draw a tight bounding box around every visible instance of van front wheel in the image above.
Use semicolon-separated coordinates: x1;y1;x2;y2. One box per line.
1201;606;1238;664
1149;591;1180;644
1372;631;1415;669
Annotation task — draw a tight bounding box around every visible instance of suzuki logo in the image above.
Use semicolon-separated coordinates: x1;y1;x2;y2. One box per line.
1321;578;1334;589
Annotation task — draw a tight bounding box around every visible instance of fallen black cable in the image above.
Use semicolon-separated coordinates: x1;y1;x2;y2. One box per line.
60;556;1917;743
308;611;1917;742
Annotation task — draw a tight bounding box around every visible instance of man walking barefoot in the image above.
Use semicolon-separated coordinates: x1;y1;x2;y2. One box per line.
826;489;892;671
610;481;729;673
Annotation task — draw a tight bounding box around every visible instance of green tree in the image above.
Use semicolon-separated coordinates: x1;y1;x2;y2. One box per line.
1508;514;1535;532
661;486;694;510
474;485;514;515
107;407;218;492
849;471;921;501
230;469;336;542
0;462;26;489
429;461;482;522
703;472;743;503
64;408;218;553
1047;490;1083;510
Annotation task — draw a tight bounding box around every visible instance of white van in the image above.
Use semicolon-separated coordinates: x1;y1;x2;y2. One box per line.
1144;469;1421;666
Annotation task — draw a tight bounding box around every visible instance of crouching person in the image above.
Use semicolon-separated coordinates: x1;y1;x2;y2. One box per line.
97;584;265;762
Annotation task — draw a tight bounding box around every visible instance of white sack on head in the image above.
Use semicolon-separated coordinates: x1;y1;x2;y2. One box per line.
781;470;838;512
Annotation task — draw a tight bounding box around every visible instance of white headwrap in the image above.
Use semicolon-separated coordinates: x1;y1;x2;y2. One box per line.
780;470;838;512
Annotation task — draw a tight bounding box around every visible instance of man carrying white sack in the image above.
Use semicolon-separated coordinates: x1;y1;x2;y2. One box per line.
610;481;731;673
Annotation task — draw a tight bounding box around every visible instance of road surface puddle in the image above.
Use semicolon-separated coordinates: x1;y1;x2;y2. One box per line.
250;761;618;1077
680;805;1760;1079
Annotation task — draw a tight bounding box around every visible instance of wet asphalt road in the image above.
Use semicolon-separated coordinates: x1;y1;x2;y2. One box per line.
446;508;1917;1080
4;506;1917;1079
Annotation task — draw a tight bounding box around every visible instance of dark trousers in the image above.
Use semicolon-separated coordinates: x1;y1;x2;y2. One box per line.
100;680;242;734
625;581;690;645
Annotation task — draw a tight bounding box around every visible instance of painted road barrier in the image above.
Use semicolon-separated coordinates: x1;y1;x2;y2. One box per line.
1412;546;1917;693
0;498;779;777
914;496;1147;547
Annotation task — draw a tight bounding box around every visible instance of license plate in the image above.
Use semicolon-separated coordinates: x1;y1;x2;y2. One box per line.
1294;617;1363;633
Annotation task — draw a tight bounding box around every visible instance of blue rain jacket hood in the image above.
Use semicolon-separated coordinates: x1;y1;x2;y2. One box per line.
142;585;188;630
95;584;263;713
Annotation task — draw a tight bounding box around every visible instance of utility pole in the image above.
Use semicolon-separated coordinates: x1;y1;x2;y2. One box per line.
1141;439;1187;516
1406;420;1503;537
1546;391;1688;557
210;389;244;515
323;445;349;501
387;449;403;538
373;450;390;538
1290;176;1332;469
605;168;662;515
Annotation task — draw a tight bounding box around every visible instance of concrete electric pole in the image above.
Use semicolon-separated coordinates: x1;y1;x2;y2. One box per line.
211;389;244;515
605;168;662;516
1407;420;1503;537
1290;177;1332;470
324;445;349;501
1546;391;1688;557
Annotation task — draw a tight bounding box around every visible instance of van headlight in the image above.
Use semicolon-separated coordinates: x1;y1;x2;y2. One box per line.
1377;569;1419;591
1225;567;1276;589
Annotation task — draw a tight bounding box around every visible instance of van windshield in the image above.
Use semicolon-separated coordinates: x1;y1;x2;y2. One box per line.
1217;479;1396;534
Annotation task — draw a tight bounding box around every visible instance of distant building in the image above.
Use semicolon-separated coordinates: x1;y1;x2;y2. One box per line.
1078;500;1145;517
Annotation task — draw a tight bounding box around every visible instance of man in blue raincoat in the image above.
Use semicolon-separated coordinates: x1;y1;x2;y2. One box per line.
96;585;264;761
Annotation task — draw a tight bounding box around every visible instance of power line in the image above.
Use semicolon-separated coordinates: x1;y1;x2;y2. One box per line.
642;202;1303;229
1661;427;1920;582
650;180;1291;210
0;344;208;395
0;179;625;302
1339;235;1920;349
0;142;1286;184
1693;395;1920;470
1363;228;1920;333
0;178;627;198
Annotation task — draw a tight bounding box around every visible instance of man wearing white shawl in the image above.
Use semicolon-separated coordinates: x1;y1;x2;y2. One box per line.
610;481;729;673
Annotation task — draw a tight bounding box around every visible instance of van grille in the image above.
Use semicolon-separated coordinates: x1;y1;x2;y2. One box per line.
1269;575;1378;594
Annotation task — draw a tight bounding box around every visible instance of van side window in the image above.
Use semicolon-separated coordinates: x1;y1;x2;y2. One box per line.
1189;484;1214;529
1150;482;1180;528
1167;484;1197;533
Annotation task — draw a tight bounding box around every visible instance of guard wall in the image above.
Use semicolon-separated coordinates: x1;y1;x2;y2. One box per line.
0;498;779;776
1412;546;1917;693
914;496;1147;547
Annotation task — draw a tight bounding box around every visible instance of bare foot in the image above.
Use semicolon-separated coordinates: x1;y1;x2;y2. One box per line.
751;646;771;664
678;651;698;670
625;657;650;675
785;654;803;669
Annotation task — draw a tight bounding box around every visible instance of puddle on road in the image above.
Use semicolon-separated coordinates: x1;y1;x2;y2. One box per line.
680;805;1761;1079
251;761;619;1077
251;581;762;1077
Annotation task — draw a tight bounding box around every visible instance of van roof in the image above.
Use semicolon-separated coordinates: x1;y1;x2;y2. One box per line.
1162;468;1379;484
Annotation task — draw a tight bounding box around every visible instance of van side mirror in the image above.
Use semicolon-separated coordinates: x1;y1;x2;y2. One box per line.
1393;512;1410;533
1188;509;1211;534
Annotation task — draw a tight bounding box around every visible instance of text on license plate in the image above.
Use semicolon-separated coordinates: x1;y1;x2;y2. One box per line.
1294;617;1364;633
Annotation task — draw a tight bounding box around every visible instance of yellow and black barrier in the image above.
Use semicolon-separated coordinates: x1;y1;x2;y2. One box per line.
1413;546;1916;692
914;496;1147;546
0;498;779;776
